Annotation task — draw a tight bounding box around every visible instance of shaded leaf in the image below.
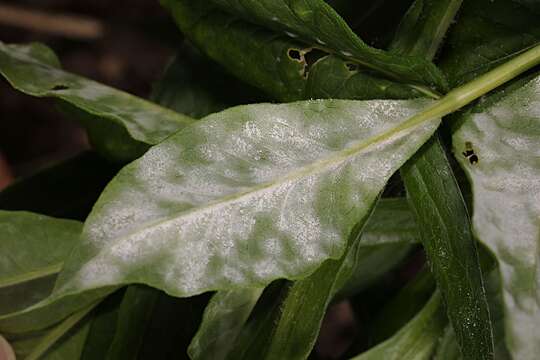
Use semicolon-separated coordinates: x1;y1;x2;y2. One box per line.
0;212;81;317
104;285;159;360
452;74;540;359
54;98;440;299
0;152;120;220
188;288;264;360
390;0;462;59
0;42;194;161
350;291;446;360
150;43;265;119
438;0;540;86
163;0;446;90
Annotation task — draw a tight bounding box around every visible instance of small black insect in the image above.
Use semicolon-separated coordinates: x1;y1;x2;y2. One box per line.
462;142;479;165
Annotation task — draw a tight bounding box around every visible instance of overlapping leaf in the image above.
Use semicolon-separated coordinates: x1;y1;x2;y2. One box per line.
438;0;540;86
0;42;194;161
0;212;81;318
162;1;445;102
452;74;540;359
52;98;439;301
350;292;446;360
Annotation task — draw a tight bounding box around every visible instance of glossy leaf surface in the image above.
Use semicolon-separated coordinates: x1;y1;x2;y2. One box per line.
452;74;540;359
54;98;439;299
0;42;194;161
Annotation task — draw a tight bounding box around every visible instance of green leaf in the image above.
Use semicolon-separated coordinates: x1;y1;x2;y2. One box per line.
150;43;265;119
0;212;111;336
433;269;511;360
0;152;120;220
350;291;446;360
401;136;493;359
305;55;424;100
371;269;436;343
191;196;418;360
0;212;82;317
452;74;540;359
25;301;97;360
390;0;463;59
163;0;447;91
80;291;124;360
105;285;160;360
53;98;440;299
390;1;494;358
262;199;378;360
188;288;264;360
438;0;540;87
0;42;195;162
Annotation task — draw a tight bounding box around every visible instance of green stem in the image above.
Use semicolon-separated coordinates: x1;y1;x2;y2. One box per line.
26;301;99;360
402;43;540;126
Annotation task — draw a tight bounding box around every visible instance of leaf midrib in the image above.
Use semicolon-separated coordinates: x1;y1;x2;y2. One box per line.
89;109;438;255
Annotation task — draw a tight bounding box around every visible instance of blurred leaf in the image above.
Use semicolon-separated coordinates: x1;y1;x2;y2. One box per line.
80;290;124;360
371;269;435;343
350;291;446;360
0;152;120;220
438;0;540;86
0;212;81;322
104;285;159;360
390;0;462;59
188;288;264;360
53;98;439;299
0;42;195;162
151;44;265;119
452;74;540;359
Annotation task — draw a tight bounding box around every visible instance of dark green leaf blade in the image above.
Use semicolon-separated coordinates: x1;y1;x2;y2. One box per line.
438;0;540;87
53;98;439;299
401;136;493;359
350;291;446;360
188;288;264;360
163;0;447;90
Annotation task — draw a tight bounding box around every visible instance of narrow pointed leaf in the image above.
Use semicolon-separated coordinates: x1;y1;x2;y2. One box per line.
390;0;462;59
163;0;447;90
0;42;195;161
390;1;494;358
188;287;264;360
53;98;440;299
452;74;540;359
350;291;446;360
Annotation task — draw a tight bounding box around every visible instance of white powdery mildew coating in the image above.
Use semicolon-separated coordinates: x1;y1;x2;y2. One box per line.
57;99;439;297
453;76;540;358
